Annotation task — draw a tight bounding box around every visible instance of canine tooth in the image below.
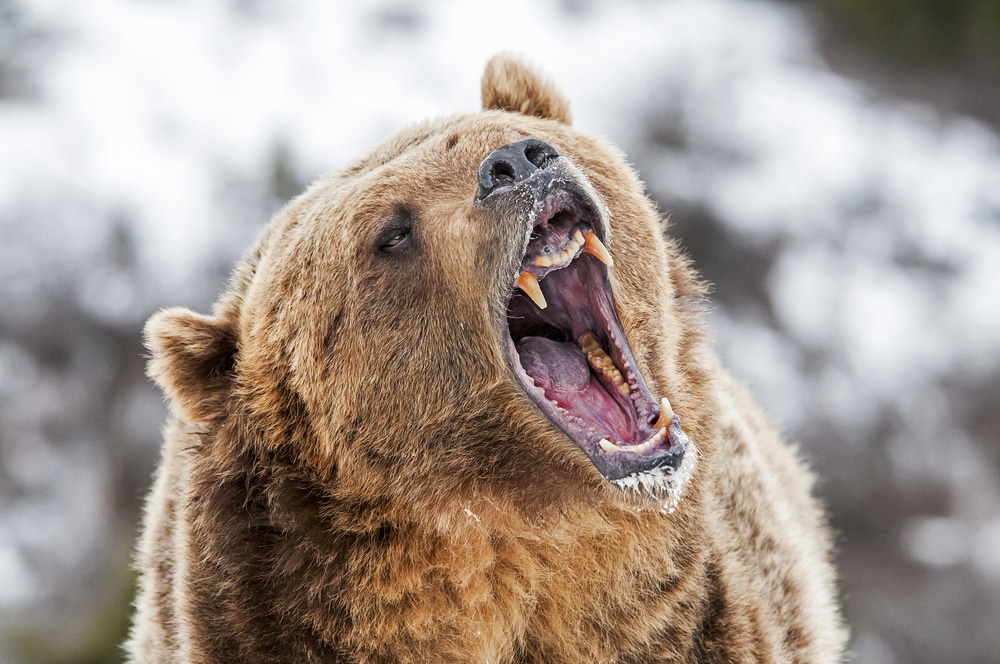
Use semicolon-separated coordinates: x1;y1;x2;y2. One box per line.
585;232;614;267
599;438;620;453
516;272;547;309
534;255;553;267
652;397;674;430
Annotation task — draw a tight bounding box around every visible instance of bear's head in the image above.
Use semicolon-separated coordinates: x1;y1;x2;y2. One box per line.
145;54;712;517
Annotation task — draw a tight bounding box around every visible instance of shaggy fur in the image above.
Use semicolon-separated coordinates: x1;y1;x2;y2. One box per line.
126;54;847;663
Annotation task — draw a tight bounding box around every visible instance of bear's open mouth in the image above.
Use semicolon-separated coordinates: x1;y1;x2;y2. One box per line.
503;187;688;487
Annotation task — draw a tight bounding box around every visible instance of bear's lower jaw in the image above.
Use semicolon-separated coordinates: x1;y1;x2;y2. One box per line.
502;184;688;492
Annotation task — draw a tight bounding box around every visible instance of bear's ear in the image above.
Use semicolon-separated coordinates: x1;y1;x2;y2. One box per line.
144;307;237;423
481;53;572;125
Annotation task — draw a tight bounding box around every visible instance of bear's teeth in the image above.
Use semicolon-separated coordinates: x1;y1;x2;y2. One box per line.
599;438;621;453
584;232;613;267
630;428;667;454
579;333;627;389
652;397;674;430
532;232;585;268
516;272;547;309
578;332;601;354
598;427;667;455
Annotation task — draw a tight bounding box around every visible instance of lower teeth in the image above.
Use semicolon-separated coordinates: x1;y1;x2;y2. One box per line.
598;427;667;454
578;332;628;389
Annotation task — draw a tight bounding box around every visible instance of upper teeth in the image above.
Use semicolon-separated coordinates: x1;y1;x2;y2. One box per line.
516;271;547;309
534;230;585;268
583;231;613;267
517;231;613;312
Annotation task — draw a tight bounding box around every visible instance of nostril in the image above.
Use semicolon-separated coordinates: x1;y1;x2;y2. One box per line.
525;145;556;169
491;161;516;188
475;139;561;202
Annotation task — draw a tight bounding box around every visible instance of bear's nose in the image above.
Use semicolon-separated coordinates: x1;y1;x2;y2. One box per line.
475;138;560;201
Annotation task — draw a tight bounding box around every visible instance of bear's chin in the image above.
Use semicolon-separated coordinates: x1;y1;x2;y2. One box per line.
500;183;693;499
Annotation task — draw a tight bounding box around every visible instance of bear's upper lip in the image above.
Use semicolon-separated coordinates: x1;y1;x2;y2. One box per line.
497;177;688;489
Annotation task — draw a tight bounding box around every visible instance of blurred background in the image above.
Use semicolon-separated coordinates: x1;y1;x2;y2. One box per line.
1;0;998;661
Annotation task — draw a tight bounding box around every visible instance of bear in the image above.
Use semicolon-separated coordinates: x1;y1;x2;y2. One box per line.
126;54;847;663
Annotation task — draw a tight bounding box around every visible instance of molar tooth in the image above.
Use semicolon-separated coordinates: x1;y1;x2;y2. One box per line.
574;230;585;245
584;232;614;267
516;272;547;309
618;383;630;395
579;332;600;354
652;397;674;430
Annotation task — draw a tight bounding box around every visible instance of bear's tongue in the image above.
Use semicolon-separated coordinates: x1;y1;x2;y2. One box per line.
517;337;589;392
516;336;631;435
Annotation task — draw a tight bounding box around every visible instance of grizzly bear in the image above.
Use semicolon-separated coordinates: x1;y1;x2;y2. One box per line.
126;54;847;663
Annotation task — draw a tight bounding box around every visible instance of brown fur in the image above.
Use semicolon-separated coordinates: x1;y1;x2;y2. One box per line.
127;54;847;662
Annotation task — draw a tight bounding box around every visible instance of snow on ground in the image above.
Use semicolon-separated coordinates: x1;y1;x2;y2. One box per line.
1;0;999;661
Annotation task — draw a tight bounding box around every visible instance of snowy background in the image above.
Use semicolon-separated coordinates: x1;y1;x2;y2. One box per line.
1;0;998;662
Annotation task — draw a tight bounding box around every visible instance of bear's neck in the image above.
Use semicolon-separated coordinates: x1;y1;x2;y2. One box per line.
179;426;751;663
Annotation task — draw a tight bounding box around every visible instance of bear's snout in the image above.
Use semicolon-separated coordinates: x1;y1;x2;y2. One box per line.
475;138;560;202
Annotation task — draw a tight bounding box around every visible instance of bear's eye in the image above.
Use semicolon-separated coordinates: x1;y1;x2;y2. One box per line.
380;229;410;251
376;205;416;255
